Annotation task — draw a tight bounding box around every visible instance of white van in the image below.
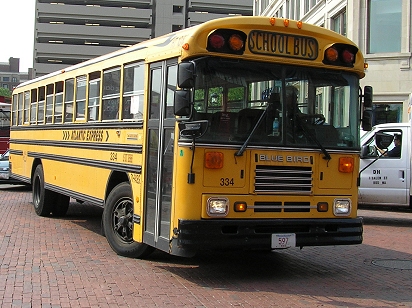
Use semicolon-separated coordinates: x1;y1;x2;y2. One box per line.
358;122;411;208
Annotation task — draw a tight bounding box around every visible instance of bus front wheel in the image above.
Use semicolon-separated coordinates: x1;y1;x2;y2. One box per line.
102;182;154;258
32;164;54;217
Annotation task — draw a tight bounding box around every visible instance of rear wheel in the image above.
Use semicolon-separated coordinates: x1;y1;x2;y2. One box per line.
32;164;55;217
103;182;154;258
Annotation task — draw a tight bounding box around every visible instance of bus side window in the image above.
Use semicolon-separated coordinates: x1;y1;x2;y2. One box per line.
102;67;121;120
37;87;45;124
17;92;24;125
123;63;144;120
88;71;101;121
24;91;30;124
54;81;64;124
64;78;74;123
30;88;37;124
45;84;54;124
76;76;87;120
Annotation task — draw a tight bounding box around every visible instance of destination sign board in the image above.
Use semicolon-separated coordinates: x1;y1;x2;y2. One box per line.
248;30;318;60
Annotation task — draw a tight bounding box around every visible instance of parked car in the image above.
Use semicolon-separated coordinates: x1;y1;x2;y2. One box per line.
0;150;22;184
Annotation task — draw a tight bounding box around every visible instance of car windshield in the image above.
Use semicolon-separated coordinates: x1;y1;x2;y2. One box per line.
186;57;360;150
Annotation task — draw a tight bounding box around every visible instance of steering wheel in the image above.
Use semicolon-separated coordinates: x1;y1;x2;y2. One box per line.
299;113;325;125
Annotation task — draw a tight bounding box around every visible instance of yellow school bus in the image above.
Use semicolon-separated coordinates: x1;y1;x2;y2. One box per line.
10;16;372;258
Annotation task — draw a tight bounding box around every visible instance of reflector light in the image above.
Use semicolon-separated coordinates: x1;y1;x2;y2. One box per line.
182;43;189;50
297;21;303;29
325;47;339;61
342;49;354;64
317;202;328;212
339;157;354;173
228;34;244;51
209;34;225;49
205;152;224;169
270;17;276;26
234;201;247;212
283;19;290;27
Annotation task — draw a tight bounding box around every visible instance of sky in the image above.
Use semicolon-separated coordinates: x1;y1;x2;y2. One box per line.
1;1;36;72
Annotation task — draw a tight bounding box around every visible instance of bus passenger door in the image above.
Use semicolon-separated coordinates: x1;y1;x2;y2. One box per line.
144;60;177;252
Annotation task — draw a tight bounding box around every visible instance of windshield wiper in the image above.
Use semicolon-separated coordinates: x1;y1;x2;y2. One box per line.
295;116;331;161
235;108;268;157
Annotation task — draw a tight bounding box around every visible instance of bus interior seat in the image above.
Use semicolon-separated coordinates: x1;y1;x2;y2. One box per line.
210;112;237;134
310;124;340;146
237;108;265;135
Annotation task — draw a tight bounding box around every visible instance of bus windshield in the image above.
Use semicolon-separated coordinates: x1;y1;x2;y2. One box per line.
190;57;360;149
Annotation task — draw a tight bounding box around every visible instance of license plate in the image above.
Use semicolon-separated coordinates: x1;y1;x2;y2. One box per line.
0;173;9;179
271;233;296;249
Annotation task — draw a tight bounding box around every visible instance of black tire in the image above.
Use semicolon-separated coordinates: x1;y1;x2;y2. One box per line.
51;194;70;217
32;164;55;217
103;182;154;258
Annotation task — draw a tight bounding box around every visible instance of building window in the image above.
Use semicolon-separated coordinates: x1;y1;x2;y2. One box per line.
304;0;309;14
2;84;8;89
12;77;17;82
3;77;10;82
172;25;183;32
368;0;401;53
332;10;346;36
173;5;183;13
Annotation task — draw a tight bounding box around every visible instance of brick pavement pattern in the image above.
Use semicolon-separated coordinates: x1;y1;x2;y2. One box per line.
1;184;412;308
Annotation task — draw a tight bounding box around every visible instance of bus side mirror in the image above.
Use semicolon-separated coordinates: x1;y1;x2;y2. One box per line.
174;90;191;116
364;86;373;108
178;62;196;88
361;110;372;131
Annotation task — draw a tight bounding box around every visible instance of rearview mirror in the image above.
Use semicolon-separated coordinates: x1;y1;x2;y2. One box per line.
364;86;373;108
178;62;196;88
361;110;372;131
174;90;191;116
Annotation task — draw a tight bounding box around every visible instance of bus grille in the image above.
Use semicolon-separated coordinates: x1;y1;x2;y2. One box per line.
254;165;313;194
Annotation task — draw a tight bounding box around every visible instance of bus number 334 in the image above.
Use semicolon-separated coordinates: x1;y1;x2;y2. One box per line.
220;178;234;186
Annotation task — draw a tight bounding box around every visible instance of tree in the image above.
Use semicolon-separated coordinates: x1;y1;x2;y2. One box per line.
0;87;11;98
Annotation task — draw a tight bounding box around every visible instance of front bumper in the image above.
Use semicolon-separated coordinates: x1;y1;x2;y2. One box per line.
175;217;363;250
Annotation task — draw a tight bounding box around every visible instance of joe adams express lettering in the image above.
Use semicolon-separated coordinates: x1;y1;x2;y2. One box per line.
248;30;318;60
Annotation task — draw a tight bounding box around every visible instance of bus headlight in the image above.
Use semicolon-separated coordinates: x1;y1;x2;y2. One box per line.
333;199;351;216
207;197;229;217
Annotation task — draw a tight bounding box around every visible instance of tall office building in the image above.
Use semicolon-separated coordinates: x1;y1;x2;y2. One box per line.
33;0;252;77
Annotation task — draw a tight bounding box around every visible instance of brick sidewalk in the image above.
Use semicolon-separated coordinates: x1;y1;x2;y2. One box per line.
1;184;412;308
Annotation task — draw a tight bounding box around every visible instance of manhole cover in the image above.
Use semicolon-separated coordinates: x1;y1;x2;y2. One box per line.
371;259;412;270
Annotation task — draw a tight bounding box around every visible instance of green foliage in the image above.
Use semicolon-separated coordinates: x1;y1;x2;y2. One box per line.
0;87;11;98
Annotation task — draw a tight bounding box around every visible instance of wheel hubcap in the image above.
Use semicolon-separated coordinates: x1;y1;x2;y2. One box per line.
113;198;133;243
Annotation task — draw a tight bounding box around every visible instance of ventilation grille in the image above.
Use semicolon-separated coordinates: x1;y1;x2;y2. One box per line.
254;165;313;194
